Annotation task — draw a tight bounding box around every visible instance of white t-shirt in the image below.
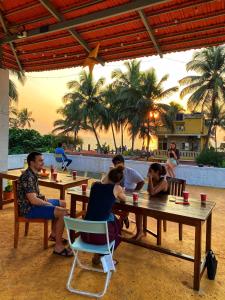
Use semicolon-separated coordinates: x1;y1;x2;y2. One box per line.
121;167;144;191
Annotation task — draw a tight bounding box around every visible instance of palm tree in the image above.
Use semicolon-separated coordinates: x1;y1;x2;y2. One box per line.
112;60;143;151
9;70;26;103
17;108;35;128
9;71;26;126
101;84;120;152
205;103;225;150
135;68;178;153
9;80;18;104
63;70;105;150
179;46;225;149
163;101;184;133
53;100;88;149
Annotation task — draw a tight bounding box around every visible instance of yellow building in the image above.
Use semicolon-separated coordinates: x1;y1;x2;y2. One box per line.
156;113;208;152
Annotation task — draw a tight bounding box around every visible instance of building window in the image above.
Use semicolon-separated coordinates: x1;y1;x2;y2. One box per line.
181;142;190;150
176;125;184;132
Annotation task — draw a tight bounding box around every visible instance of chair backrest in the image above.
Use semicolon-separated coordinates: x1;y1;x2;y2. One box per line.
64;216;108;234
167;177;186;197
12;180;19;220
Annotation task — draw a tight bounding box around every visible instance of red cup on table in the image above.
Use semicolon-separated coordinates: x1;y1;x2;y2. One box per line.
82;183;87;192
52;172;57;181
183;191;189;202
72;170;77;180
133;192;139;203
200;193;207;202
42;168;46;174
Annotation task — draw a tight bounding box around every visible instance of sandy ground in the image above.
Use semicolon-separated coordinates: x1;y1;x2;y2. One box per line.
0;185;225;300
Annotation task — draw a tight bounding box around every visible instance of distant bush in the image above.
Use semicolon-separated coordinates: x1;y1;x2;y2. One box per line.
196;149;225;167
8;128;73;154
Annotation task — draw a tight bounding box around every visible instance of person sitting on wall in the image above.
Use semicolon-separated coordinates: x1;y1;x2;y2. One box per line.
166;142;180;178
17;152;72;257
55;142;72;170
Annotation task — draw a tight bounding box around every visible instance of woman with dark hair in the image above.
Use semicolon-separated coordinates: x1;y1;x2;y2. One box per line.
166;142;180;178
147;163;168;195
133;163;168;241
81;166;126;265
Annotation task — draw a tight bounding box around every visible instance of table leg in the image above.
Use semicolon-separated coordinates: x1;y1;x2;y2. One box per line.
157;219;162;246
0;177;3;210
70;196;77;218
193;222;202;291
206;213;212;253
60;188;65;200
70;196;77;242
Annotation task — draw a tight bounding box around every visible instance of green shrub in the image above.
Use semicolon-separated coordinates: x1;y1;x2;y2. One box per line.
196;149;225;167
8;128;73;154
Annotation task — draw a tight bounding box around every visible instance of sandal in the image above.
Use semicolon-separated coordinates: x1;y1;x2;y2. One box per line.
48;235;68;244
53;248;73;257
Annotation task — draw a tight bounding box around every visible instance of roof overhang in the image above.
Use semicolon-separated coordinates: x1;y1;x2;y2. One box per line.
0;0;223;72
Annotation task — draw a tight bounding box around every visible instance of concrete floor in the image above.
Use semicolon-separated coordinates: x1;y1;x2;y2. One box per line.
0;185;224;300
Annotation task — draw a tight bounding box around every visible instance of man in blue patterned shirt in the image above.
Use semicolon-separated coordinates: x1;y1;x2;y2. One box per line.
18;152;72;257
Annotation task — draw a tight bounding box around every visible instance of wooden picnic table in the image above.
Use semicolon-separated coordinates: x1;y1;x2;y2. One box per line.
67;188;215;291
0;169;89;209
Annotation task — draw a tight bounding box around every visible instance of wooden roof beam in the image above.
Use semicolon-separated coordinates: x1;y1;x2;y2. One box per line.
138;9;162;58
39;0;104;65
0;12;24;73
0;0;169;45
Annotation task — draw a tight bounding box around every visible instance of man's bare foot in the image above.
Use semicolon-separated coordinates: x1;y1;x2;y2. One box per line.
131;232;144;241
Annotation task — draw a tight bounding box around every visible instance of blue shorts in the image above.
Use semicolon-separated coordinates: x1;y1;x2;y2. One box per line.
25;199;60;220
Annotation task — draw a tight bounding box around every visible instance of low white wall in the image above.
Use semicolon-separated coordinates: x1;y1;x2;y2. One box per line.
8;153;225;188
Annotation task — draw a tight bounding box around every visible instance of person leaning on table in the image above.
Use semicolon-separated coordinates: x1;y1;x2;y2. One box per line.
17;151;72;257
102;154;145;229
81;165;126;266
134;163;169;241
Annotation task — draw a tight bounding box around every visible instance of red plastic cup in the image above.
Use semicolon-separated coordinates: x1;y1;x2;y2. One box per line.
133;192;139;203
200;193;207;202
82;184;87;192
42;168;46;174
52;172;57;181
183;191;189;202
72;171;77;180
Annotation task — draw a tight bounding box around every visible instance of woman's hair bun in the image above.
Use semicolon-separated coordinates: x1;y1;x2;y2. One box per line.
108;165;124;183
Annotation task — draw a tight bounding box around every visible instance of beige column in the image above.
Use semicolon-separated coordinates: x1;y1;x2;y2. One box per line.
0;69;9;171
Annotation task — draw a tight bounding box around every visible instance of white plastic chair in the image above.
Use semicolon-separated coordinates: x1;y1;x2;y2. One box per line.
54;153;67;171
64;216;116;298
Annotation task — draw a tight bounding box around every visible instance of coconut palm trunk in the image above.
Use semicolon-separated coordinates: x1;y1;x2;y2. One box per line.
121;123;124;152
74;130;77;150
215;126;218;151
142;137;145;149
131;133;135;151
111;122;117;152
204;117;214;150
90;118;101;150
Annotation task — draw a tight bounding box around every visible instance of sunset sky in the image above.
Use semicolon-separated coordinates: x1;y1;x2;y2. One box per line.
11;49;224;149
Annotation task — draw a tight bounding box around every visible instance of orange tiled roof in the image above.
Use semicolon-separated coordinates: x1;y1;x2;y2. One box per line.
0;0;224;72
